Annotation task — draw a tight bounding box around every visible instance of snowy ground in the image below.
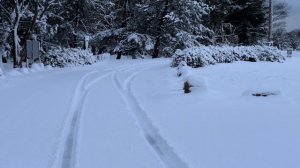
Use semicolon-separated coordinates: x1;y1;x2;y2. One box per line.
0;52;300;168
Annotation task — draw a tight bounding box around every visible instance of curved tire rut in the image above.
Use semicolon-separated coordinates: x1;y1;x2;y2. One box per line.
112;62;190;168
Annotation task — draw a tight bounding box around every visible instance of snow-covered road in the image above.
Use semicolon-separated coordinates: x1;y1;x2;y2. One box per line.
1;53;300;168
0;59;187;168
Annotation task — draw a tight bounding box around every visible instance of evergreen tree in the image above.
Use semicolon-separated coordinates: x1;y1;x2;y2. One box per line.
205;0;237;44
271;1;290;48
130;0;212;58
228;0;267;45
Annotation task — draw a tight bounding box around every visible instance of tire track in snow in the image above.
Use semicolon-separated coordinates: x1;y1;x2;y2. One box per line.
51;61;171;168
51;71;113;168
52;64;135;168
112;63;190;168
60;71;98;168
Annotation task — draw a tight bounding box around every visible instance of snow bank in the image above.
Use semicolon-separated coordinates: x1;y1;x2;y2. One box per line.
98;53;112;60
30;63;45;72
0;63;51;78
0;67;5;78
177;61;207;93
172;45;285;68
44;48;97;68
5;69;23;76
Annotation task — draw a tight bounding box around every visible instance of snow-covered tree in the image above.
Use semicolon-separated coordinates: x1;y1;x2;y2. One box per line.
227;0;267;45
11;0;28;67
126;0;212;58
0;0;287;64
0;1;12;63
205;0;239;44
271;1;290;48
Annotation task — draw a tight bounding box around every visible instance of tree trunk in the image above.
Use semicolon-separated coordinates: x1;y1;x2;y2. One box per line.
151;0;169;58
268;0;273;42
25;1;38;40
152;37;160;59
0;28;10;62
121;0;128;28
12;2;22;68
13;26;20;68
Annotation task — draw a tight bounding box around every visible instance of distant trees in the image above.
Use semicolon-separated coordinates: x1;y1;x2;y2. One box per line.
283;30;300;50
205;0;237;44
133;0;212;58
205;0;267;45
0;0;296;67
229;0;267;45
271;1;290;48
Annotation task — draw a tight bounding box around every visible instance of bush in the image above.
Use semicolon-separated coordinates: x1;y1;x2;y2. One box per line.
171;45;285;68
44;48;97;68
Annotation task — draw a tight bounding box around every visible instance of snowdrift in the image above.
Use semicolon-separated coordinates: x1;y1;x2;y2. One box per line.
44;48;97;67
171;45;285;68
0;67;4;78
177;61;207;94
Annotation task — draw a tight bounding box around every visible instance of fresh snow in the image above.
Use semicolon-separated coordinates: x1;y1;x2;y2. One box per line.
1;52;300;168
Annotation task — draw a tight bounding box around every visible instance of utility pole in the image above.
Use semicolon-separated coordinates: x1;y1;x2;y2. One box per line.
268;0;273;42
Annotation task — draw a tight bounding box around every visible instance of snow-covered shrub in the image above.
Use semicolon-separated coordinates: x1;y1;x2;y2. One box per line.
177;61;207;94
172;49;214;68
115;33;154;57
44;48;97;67
171;45;285;68
177;61;190;77
235;45;285;62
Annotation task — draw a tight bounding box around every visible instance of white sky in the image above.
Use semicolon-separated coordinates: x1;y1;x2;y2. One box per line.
285;0;300;31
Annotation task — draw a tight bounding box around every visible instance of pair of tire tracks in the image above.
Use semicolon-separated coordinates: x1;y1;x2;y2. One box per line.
112;62;190;168
50;65;130;168
52;61;190;168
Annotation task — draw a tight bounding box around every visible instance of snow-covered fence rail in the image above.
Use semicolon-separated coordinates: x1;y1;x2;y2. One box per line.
171;45;285;68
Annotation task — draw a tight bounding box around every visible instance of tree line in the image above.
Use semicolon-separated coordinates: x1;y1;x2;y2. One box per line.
0;0;295;68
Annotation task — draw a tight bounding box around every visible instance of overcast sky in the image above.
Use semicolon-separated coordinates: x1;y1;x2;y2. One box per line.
285;0;300;31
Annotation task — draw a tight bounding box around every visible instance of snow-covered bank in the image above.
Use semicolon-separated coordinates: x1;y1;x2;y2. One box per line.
0;67;4;79
1;63;53;78
133;52;300;168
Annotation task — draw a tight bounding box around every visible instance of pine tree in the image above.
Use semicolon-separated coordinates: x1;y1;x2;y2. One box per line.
129;0;212;58
205;0;237;44
228;0;267;45
271;1;290;48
